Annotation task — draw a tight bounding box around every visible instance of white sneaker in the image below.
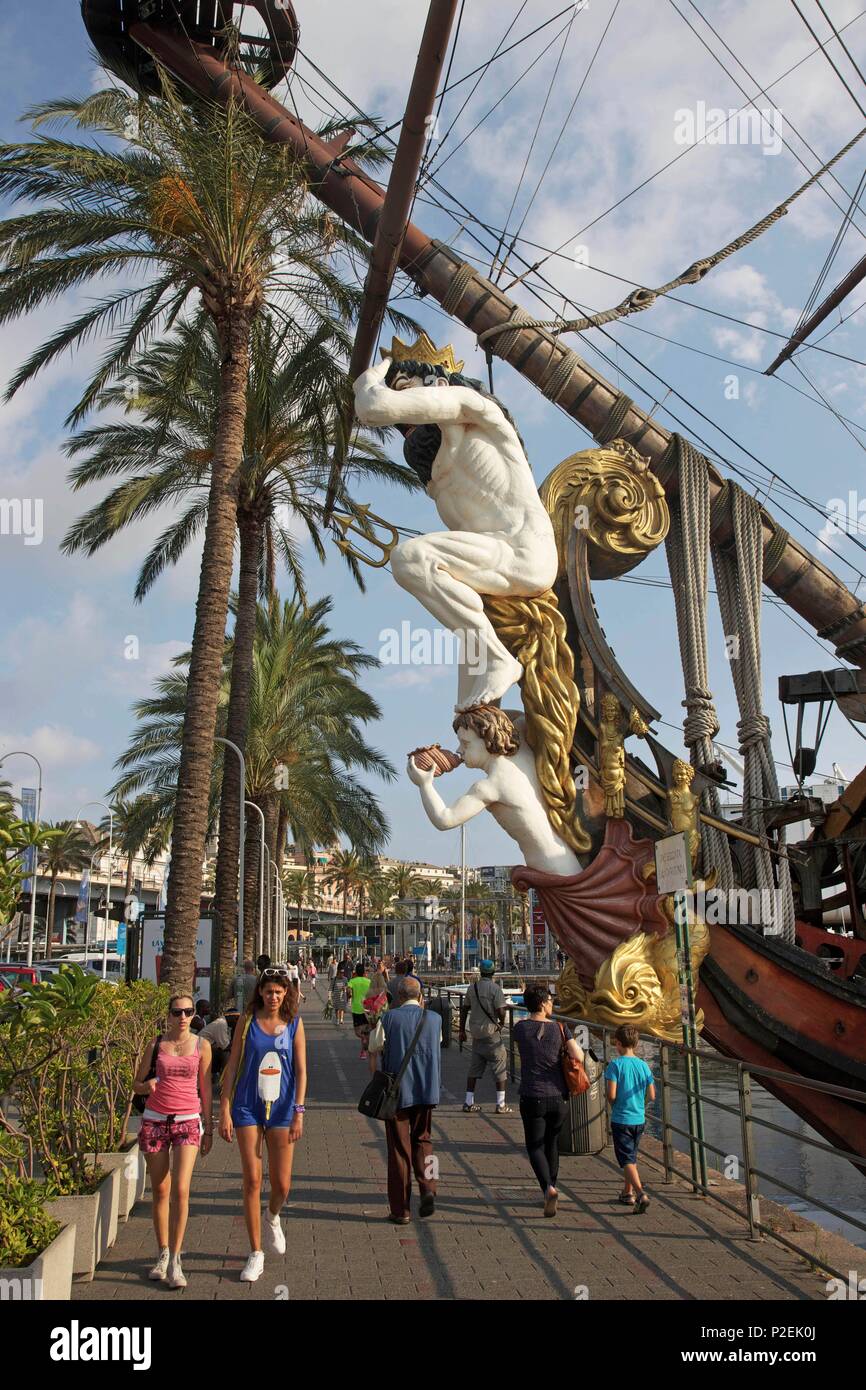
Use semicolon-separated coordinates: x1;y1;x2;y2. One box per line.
240;1250;265;1283
167;1254;187;1289
262;1213;286;1255
148;1247;170;1281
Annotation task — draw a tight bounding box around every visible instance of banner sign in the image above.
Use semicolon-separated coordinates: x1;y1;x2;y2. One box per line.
74;869;90;925
21;787;37;893
141;916;212;995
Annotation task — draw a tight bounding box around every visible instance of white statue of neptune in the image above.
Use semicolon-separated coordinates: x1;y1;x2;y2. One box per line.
354;340;558;710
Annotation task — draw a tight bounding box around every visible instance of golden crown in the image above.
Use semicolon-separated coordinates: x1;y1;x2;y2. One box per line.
381;331;463;375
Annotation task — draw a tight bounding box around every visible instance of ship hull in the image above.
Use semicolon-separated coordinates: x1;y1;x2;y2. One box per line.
699;922;866;1171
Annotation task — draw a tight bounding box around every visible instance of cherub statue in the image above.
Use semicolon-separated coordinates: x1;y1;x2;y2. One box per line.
354;334;559;711
406;704;581;876
667;757;701;869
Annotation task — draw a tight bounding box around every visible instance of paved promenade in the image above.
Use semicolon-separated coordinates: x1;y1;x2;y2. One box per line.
75;994;828;1301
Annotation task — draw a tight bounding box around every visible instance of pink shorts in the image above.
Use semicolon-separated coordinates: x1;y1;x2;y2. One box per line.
139;1116;201;1153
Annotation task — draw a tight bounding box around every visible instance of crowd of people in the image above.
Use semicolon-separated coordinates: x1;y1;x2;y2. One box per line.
132;955;656;1288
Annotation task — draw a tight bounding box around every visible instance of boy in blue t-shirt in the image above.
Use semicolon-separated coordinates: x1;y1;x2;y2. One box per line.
604;1024;656;1213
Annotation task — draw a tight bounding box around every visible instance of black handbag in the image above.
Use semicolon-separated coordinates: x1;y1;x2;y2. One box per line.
132;1034;162;1115
358;1010;426;1121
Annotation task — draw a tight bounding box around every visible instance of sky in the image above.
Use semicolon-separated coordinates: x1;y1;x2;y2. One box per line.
2;0;866;872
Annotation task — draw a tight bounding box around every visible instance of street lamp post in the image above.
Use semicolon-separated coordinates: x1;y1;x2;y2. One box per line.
0;750;44;968
244;801;265;962
214;738;245;1007
75;801;114;981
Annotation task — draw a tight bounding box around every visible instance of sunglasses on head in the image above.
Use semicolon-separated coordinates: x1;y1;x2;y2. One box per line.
260;967;290;981
171;1007;195;1018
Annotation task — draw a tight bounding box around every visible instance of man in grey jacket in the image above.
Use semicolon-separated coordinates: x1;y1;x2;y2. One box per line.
376;976;442;1225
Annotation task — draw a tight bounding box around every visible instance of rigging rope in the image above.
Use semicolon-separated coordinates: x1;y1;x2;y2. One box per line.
477;124;866;347
711;485;796;942
663;437;735;888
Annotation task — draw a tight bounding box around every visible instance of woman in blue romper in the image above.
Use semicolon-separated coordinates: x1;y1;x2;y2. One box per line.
219;966;307;1283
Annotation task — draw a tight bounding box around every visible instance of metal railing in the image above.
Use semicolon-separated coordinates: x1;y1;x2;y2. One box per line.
425;982;866;1281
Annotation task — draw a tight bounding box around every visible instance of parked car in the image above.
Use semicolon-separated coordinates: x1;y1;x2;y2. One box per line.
0;964;40;992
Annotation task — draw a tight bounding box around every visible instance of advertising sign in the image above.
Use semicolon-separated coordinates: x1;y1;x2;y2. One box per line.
141;916;213;995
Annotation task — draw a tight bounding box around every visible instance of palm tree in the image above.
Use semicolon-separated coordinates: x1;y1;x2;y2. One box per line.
37;821;91;958
282;868;321;946
62;315;417;967
386;864;425;958
322;849;366;950
113;593;393;985
0;74;389;988
365;869;398;959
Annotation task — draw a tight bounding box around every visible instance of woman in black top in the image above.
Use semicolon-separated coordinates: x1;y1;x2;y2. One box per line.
513;984;585;1217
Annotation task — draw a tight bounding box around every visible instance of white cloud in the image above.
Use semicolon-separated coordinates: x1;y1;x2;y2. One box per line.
0;724;99;770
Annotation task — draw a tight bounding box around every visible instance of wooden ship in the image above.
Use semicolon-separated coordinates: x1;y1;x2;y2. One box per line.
80;1;866;1165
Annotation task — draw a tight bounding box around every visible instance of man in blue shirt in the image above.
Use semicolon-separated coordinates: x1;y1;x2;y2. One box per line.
604;1024;656;1213
374;976;441;1225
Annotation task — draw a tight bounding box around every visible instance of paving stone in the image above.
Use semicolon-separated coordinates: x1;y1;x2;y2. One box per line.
72;992;829;1302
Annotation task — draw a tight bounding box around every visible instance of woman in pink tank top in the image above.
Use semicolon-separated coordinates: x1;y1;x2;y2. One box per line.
132;992;213;1290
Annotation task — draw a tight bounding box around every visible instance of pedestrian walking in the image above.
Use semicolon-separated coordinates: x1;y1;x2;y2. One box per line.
368;976;441;1224
218;965;307;1283
234;958;259;1008
198;1010;232;1082
132;993;213;1289
459;959;512;1114
605;1024;655;1213
256;953;271;973
347;962;372;1058
332;973;348;1024
512;984;584;1218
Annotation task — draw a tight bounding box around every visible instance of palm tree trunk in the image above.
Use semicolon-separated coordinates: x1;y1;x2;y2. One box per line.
124;852;134;897
162;312;252;992
215;509;263;992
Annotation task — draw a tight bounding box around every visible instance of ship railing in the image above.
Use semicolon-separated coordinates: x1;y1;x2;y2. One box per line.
425;984;866;1283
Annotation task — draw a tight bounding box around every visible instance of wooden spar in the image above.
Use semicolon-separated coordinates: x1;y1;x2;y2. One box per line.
126;20;866;671
764;249;866;376
325;0;459;516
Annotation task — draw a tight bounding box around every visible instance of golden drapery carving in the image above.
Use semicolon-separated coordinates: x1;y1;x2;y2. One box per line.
483;589;591;854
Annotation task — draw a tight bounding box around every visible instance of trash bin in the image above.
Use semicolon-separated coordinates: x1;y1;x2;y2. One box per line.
427;995;452;1047
559;1052;606;1154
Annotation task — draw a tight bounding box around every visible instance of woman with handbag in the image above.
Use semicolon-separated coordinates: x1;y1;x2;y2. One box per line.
132;993;213;1288
512;983;586;1218
218;966;306;1283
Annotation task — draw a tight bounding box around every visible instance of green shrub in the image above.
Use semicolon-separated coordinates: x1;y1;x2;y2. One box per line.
0;1167;60;1268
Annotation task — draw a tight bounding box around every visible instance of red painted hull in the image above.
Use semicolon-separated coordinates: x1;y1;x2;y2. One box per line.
699;922;866;1169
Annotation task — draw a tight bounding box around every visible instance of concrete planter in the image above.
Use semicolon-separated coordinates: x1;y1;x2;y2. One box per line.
45;1166;119;1282
98;1145;140;1222
0;1221;77;1301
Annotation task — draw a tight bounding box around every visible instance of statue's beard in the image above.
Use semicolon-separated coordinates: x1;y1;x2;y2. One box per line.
400;422;442;488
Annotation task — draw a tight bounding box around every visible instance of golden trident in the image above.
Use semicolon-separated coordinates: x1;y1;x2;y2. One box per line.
332;504;400;568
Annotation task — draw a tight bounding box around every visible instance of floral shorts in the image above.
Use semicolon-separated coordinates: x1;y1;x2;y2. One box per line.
139;1116;201;1153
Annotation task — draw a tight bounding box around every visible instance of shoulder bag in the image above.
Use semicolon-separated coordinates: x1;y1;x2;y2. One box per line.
559;1022;590;1096
358;1010;427;1121
132;1034;162;1115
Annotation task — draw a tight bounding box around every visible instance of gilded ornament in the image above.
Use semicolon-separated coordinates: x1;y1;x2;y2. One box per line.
553;904;709;1043
539;438;670;580
666;757;701;868
599;692;627;819
381;330;464;375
